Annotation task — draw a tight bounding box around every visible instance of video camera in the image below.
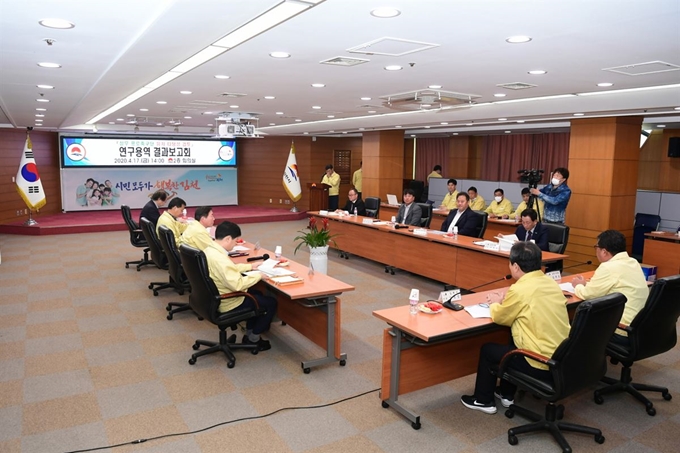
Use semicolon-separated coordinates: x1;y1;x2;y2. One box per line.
517;169;544;189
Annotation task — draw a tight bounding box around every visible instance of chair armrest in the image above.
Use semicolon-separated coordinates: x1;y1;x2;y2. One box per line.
219;291;260;309
133;229;143;233
617;323;632;333
498;348;556;375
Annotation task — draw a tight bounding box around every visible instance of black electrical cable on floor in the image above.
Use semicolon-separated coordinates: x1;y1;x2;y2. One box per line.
63;387;380;453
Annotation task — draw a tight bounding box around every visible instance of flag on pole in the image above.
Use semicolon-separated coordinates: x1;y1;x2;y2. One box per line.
16;134;47;210
282;142;302;202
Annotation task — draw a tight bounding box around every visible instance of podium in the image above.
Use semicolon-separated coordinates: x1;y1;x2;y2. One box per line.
307;183;330;211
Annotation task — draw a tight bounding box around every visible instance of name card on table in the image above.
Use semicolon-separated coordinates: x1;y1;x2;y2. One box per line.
412;228;428;236
362;218;374;224
483;242;500;251
546;270;562;281
439;289;461;302
319;210;328;215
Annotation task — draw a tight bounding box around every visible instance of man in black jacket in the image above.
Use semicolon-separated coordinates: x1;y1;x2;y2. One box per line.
441;192;481;236
139;190;167;226
338;188;366;216
512;208;549;251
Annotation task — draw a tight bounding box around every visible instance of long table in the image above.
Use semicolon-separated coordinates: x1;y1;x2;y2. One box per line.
232;243;354;373
312;212;568;291
643;232;680;278
372;271;594;429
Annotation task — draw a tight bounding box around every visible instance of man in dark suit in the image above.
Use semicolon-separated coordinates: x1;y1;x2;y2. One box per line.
441;192;481;236
139;190;168;226
513;208;549;251
338;188;366;216
395;189;422;226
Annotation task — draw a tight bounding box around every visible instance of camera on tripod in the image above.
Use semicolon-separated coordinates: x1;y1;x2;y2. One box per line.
518;169;544;189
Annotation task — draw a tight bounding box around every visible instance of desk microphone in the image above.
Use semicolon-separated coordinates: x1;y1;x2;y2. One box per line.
394;224;409;229
246;253;270;262
466;274;512;292
559;260;593;272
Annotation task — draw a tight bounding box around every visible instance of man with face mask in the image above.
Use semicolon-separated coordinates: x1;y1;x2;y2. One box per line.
530;167;572;224
485;188;513;219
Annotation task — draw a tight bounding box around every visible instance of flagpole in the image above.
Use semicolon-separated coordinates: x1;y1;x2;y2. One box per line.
24;209;38;226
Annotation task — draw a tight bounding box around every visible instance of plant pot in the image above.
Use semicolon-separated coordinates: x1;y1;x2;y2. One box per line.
309;245;329;274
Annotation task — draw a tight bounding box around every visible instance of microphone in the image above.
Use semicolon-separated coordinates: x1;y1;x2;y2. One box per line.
558;260;593;272
394;224;409;229
246;253;270;262
466;274;512;292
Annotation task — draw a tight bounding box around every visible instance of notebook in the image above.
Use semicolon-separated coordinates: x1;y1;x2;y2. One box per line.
386;193;399;205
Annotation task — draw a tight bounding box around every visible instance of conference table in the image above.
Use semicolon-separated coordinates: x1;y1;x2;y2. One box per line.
372;271;595;429
231;243;354;373
643;231;680;278
311;211;567;291
378;203;520;239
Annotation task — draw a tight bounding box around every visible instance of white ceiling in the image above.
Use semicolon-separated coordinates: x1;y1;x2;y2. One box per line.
1;0;679;139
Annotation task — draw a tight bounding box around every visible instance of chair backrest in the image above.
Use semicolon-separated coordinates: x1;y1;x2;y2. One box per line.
551;293;626;398
364;197;381;218
417;203;433;228
472;210;488;238
179;244;221;322
140;217;167;269
409;180;425;204
121;205;146;247
632;213;661;257
545;223;570;254
158;225;186;286
628;275;680;361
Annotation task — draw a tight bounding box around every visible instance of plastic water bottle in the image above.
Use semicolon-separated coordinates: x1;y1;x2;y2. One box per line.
181;208;187;220
409;289;419;315
354;207;358;216
453;226;458;238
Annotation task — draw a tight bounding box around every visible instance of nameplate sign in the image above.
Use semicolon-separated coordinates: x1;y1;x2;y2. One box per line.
483;242;500;251
362;218;374;224
439;289;461;302
412;228;428;236
546;270;562;281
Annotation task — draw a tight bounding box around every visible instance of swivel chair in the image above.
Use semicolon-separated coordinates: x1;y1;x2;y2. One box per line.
594;275;680;415
417;203;433;228
121;205;153;271
139;217;174;296
498;293;626;452
179;244;264;368
545;223;570;272
364;197;381;218
631;213;661;261
472;210;488;238
157;225;194;320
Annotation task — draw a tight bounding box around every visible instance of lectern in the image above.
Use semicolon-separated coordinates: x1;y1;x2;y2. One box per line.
307;183;330;211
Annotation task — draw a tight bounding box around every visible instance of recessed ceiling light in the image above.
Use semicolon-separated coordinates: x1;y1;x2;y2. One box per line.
205;111;213;115
139;108;148;112
214;75;230;79
36;99;49;102
312;106;321;109
295;119;302;122
116;118;124;121
410;135;416;137
452;133;459;136
229;105;239;108
276;111;284;115
303;132;309;135
184;116;192;119
327;115;335;118
395;125;402;128
156;123;163;126
424;126;431;129
506;35;532;43
422;104;432;108
156;101;167;104
39;18;74;29
371;7;401;18
359;128;365;131
126;114;135;117
658;124;666;128
329;130;335;133
597;82;614;87
428;85;442;89
35;119;43;122
36;84;54;89
498;118;507;121
360;97;371;101
37;62;61;68
180;90;192;94
35;114;44;117
675;106;680;110
311;83;325;88
573;113;585;116
516;120;525;123
269;51;290;58
505;131;512;133
528;70;547;75
270;123;276;126
384;65;402;71
109;122;115;124
440;122;449;125
264;96;275;99
207;123;213;126
494;93;506;97
367;110;376;114
466;122;473;126
343;132;348;134
35;108;46;111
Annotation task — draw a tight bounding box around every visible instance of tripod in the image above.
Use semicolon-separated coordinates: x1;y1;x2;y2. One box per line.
526;192;542;223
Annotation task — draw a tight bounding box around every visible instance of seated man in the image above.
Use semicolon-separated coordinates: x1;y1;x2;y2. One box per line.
203;221;277;350
468;186;486;211
500;208;549;251
395;189;422;226
338;188;366;216
461;242;570;414
441;192;481;236
485;188;513;219
180;205;215;251
428;164;443;179
156;197;188;243
511;188;544;221
572;230;649;345
139;190;167;226
439;179;459;210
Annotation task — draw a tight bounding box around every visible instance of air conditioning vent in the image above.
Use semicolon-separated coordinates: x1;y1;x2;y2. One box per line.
496;82;537;90
320;56;370;67
219;92;248;98
604;61;680;76
381;89;479;111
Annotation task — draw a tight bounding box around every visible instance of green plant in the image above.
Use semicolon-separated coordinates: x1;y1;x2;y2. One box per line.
293;217;338;254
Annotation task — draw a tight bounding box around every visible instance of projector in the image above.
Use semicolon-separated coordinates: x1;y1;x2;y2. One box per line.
218;123;256;137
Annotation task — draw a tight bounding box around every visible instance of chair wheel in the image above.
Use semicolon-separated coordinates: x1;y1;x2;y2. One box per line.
344;255;349;260
663;391;672;401
508;434;518;445
188;358;196;365
381;401;389;409
166;305;172;311
505;409;514;418
227;361;235;368
339;359;346;366
125;264;130;268
595;434;605;444
385;268;389;273
646;407;656;416
192;343;200;350
153;290;159;296
390;270;395;275
178;290;184;295
197;317;204;321
251;349;259;355
411;421;421;430
136;267;141;272
594;394;604;404
148;284;153;289
166;314;173;320
303;367;311;374
227;334;237;344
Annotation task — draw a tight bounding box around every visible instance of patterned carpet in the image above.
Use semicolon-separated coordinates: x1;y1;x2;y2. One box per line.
1;220;679;452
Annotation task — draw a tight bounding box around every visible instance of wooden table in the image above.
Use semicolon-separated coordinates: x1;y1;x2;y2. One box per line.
373;272;594;429
232;243;354;373
312;212;567;291
643;232;680;278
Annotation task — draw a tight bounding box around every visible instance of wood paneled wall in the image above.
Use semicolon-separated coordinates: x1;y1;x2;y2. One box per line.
447;136;483;179
0;129;62;224
638;129;680;192
362;130;405;199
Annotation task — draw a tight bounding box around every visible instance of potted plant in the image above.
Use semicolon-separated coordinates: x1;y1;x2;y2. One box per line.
293;216;337;274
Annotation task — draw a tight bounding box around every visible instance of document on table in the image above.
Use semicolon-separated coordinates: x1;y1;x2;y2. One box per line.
559;282;576;294
464;304;491;318
232;245;250;251
258;259;296;277
473;240;497;247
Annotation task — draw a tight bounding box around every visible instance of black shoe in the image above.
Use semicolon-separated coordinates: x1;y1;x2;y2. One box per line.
242;336;271;351
460;395;497;414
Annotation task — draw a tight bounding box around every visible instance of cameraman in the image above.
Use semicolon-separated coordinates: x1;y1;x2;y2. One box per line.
530;167;571;224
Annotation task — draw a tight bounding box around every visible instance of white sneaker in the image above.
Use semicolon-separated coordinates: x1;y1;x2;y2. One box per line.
461;395;497;414
494;390;514;408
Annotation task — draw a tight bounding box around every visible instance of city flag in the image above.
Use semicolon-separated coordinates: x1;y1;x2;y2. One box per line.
282;142;302;202
16;134;46;210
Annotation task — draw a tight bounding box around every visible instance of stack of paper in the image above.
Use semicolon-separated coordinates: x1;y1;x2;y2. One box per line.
559;282;576;293
258;259;296;277
464;304;491;318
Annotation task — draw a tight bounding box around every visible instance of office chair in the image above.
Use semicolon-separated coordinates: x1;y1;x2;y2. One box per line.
121;205;154;271
139;217;174;296
472;210;488;238
364;197;381;218
594;275;680;415
179;244;264;368
499;293;626;452
157;225;195;320
631;213;661;261
417;203;433;228
544;223;570;273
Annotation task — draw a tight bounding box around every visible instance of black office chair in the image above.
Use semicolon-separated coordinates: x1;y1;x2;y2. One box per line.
364;197;381;218
121;205;153;271
544;223;570;273
594;275;680;415
417;203;433;228
631;213;661;261
179;244;264;368
472;210;488;238
157;225;194;320
139;217;174;296
499;293;626;452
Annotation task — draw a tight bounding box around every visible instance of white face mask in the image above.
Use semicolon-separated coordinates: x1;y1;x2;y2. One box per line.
551;177;561;186
494;196;502;203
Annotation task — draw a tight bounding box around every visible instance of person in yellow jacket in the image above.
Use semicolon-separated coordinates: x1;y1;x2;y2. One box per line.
352;161;362;199
427;164;443;179
322;164;341;210
180;206;215;251
156;197;188;244
485;188;513;219
461;242;570;414
439;179;459;210
468;186;486;211
512;188;544;220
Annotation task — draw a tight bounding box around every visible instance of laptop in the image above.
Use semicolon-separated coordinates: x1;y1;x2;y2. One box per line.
386;194;399;206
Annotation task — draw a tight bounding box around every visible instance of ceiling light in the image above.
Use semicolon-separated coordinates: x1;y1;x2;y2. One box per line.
577;83;679;96
108;122;115;125
367;110;376;114
597;82;613;87
371;7;401;18
139;108;149;112
270;123;276;126
35;119;43;122
675;107;680;110
184;116;192;119
295;119;302;122
466;123;474;126
303;132;309;135
505;131;511;133
359;128;365;131
215;75;231;79
424;126;431;129
126;114;136;117
440;122;449;125
384;65;402;71
658;124;666;128
327;115;335;118
528;70;547;75
156;123;163;126
230;105;239;108
573;113;584;116
516;120;525;123
35;114;44;117
276;111;284;115
361;97;371;101
36;99;49;102
506;35;532;43
39;18;74;29
312;106;321;109
428;85;442;89
264;96;275;99
422;104;432;108
36;84;54;89
156;101;167;104
410;135;416;137
395;125;402;128
311;83;325;88
494;93;506;97
87;87;153;124
171;46;227;73
116;118;124;121
452;133;459;136
269;51;290;58
35;108;46;111
498;118;507;121
180;90;192;94
145;72;182;89
342;132;348;134
205;112;213;115
37;62;61;68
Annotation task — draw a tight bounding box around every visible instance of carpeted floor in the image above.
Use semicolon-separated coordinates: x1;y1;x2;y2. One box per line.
1;220;679;453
